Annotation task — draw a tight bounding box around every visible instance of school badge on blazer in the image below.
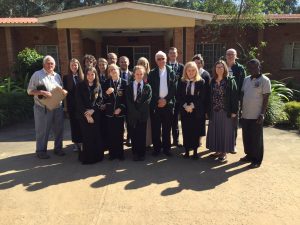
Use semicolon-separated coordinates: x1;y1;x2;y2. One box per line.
117;90;123;96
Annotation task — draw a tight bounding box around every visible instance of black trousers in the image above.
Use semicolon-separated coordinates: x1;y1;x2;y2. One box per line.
69;112;82;143
171;103;180;143
79;117;104;164
107;116;125;158
242;119;264;164
150;107;173;152
129;121;147;158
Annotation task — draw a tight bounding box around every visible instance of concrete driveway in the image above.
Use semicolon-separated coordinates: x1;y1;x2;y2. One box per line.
0;120;299;225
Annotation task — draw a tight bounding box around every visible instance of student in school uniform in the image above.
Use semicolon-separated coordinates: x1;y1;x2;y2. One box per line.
126;65;152;161
177;61;207;159
96;57;109;150
76;66;104;164
103;64;127;160
137;57;152;148
63;58;84;152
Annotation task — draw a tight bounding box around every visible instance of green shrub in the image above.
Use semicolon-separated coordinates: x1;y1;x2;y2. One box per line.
0;93;33;128
284;101;300;128
265;93;287;125
0;77;27;94
271;79;294;102
14;48;43;79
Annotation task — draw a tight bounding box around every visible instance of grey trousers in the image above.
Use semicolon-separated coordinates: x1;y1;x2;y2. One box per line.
33;104;64;153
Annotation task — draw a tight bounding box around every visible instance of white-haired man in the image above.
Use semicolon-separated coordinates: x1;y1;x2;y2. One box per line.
27;55;66;159
148;51;176;157
226;48;247;153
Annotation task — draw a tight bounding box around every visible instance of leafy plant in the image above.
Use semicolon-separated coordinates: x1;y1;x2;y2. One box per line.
14;48;43;79
271;79;294;102
265;92;287;125
0;92;33;128
0;77;26;94
284;101;300;128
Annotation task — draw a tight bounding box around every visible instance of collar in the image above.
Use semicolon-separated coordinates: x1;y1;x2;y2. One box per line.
134;80;144;86
250;74;262;80
159;66;166;73
43;69;55;76
169;61;177;65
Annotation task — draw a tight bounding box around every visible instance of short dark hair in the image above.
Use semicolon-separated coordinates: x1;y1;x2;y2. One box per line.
192;54;204;66
247;58;261;67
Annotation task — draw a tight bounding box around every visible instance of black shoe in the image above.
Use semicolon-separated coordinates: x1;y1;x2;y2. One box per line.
182;152;190;158
152;150;160;156
36;152;50;159
249;163;261;169
125;140;132;147
230;147;237;154
192;152;199;160
218;154;227;162
163;150;172;157
172;141;182;147
240;156;252;162
54;149;66;156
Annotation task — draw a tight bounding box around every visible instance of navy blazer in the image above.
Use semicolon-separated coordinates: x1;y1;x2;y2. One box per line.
103;78;127;117
148;65;176;111
63;74;81;114
75;81;103;120
177;79;207;118
167;62;184;82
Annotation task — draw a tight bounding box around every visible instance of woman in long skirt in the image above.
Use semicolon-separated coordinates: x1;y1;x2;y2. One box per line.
76;66;104;164
206;60;238;162
178;61;207;159
63;58;84;152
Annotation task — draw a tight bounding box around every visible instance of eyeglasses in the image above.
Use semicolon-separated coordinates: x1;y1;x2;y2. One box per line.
157;58;165;61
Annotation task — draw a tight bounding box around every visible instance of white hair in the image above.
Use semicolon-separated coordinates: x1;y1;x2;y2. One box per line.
226;48;237;55
43;55;56;65
155;51;167;60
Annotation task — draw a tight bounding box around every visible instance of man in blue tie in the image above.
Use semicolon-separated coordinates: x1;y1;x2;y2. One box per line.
167;47;184;147
119;56;133;85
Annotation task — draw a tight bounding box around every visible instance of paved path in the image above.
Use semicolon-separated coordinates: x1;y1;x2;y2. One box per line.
0;120;299;225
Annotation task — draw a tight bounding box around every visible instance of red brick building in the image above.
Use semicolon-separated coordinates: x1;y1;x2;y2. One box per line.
0;1;299;82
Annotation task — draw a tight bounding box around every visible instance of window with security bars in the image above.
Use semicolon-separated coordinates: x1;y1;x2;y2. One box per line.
35;45;60;71
196;43;225;72
133;47;150;65
282;42;300;69
106;46;151;68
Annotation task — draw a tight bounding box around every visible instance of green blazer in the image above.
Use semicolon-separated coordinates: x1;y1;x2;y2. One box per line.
126;81;152;127
148;65;176;111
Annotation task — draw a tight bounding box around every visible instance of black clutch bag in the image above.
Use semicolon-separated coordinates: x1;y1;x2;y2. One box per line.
36;85;47;99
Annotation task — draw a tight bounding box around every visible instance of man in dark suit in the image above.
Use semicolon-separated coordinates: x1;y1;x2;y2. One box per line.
148;51;176;156
119;56;133;85
167;47;184;147
119;56;133;146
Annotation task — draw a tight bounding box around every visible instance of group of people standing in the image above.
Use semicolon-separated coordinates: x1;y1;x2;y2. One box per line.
27;47;271;169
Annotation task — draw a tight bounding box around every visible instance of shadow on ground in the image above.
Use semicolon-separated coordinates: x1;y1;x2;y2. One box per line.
0;147;250;196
